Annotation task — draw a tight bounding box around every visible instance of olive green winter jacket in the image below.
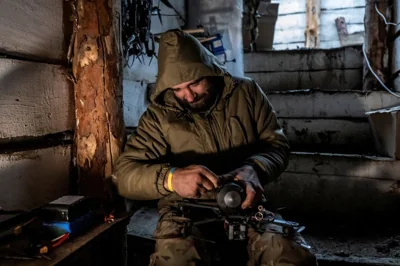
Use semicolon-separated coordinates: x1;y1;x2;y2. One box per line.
113;30;289;205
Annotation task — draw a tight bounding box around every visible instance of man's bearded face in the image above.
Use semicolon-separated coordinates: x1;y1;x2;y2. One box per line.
172;77;219;112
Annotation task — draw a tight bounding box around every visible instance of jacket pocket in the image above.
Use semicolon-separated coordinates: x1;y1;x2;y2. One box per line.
153;207;190;239
226;116;249;147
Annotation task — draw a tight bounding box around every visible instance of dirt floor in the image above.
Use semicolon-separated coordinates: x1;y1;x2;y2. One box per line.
302;224;400;265
307;234;400;258
128;207;400;265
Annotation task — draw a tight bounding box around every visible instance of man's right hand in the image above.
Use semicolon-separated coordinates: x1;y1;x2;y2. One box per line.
164;165;219;198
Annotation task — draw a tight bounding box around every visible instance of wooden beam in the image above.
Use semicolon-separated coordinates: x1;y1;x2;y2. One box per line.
279;118;372;148
244;46;363;91
335;17;364;47
274;5;366;50
244;46;362;72
265;152;400;219
0;146;71;210
245;46;363;90
275;8;365;44
335;17;349;45
279;0;365;15
286;152;400;179
246;69;362;91
363;0;390;91
267;173;399;219
70;0;125;198
305;0;320;48
0;59;74;139
265;90;400;118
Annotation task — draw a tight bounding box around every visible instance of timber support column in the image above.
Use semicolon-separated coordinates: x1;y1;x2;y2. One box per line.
363;0;391;91
69;0;125;198
305;0;320;48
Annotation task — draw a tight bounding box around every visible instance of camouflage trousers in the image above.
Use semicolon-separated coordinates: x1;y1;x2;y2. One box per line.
149;208;318;266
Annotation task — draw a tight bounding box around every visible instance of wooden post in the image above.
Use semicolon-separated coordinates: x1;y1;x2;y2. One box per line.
335;17;365;47
305;0;320;48
335;17;349;46
363;0;390;91
69;0;125;199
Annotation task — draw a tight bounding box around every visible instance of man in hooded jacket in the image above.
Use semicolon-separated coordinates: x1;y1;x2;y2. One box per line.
114;30;317;266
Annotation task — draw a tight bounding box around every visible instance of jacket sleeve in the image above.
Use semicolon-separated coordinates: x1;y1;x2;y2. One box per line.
113;108;171;200
245;80;290;185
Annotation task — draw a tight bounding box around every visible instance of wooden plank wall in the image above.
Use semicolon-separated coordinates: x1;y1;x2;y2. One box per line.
0;0;66;62
279;118;372;152
265;152;400;220
244;45;400;152
0;146;71;210
0;0;73;210
273;0;365;50
0;59;74;138
244;37;400;218
245;46;363;91
268;90;400;152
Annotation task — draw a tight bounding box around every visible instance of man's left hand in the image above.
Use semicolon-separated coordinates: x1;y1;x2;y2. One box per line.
224;165;264;209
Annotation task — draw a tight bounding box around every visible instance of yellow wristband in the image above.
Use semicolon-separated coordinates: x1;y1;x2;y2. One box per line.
167;168;176;192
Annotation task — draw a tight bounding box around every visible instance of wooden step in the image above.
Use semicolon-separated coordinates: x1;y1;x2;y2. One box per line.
244;46;363;91
266;90;400;118
280;118;373;153
265;152;400;220
244;46;362;73
247;69;362;91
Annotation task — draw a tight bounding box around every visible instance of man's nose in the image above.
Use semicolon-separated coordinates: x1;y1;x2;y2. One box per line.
184;88;196;103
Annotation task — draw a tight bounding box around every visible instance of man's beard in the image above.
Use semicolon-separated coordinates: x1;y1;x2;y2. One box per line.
178;81;220;113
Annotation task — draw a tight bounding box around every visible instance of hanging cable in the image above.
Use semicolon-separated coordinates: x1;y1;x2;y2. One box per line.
362;3;400;97
362;43;400;97
374;3;400;26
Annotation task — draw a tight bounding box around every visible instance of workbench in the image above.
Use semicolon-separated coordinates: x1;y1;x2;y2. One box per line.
0;217;129;266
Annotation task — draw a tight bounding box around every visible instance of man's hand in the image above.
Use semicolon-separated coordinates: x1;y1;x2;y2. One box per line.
164;165;219;198
225;165;264;209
